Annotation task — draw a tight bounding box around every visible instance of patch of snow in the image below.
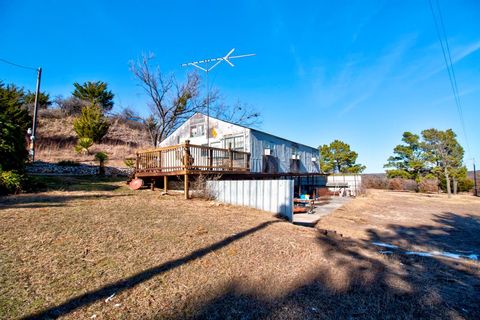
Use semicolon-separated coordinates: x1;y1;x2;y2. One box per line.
105;293;116;303
467;254;478;261
405;251;433;257
440;252;462;259
372;242;399;249
379;250;393;254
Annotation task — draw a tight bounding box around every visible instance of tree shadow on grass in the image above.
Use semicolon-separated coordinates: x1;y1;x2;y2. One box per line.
191;211;480;319
19;212;480;319
0;193;132;210
21;221;280;319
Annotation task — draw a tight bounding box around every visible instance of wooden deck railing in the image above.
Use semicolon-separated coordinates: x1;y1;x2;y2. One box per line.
135;140;250;175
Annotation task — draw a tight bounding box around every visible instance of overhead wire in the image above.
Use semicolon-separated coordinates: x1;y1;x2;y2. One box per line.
0;57;37;71
428;0;471;155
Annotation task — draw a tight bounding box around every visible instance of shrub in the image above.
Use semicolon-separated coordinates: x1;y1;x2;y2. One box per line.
403;179;418;192
54;96;88;116
418;178;439;193
457;177;474;193
57;160;80;166
387;178;418;192
363;175;388;189
124;158;135;168
74;137;94;155
387;178;404;191
0;170;23;195
73;104;110;143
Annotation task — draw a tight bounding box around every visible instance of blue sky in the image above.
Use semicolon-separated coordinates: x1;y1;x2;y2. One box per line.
1;0;479;173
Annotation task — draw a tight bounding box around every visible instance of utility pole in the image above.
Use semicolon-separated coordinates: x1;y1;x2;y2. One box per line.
181;48;255;146
30;67;42;162
473;158;478;197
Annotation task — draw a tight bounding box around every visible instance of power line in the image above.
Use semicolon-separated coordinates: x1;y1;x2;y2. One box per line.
0;57;37;71
428;0;471;155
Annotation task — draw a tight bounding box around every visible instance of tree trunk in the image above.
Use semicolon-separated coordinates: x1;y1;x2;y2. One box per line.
98;161;105;176
453;178;458;195
445;167;451;198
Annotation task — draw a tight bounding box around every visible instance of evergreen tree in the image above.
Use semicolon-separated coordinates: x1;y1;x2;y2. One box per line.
72;81;114;113
73;104;110;143
24;90;52;109
319;140;365;174
421;128;464;197
384;132;427;180
0;83;31;171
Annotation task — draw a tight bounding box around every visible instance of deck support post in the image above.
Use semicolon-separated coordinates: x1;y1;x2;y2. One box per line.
164;175;168;193
151;179;155;191
184;174;189;199
228;143;233;170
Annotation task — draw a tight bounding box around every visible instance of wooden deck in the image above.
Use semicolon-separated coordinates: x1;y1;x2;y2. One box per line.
134;141;326;199
135;140;251;177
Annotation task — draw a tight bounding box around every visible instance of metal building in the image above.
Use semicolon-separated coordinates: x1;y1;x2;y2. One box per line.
159;112;320;174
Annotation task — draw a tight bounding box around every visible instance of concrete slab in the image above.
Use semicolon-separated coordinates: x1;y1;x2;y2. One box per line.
293;197;351;227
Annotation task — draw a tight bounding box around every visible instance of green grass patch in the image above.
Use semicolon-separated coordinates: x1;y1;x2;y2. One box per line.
30;175;128;192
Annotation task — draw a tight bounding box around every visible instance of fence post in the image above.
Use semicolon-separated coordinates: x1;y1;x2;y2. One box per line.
183;140;191;172
135;152;139;170
228;143;233;170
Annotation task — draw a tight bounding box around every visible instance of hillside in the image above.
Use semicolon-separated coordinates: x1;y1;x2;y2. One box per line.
35;109;150;167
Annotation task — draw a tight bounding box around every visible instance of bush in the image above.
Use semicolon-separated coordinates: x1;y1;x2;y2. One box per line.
54;96;88;116
74;137;94;155
73;104;110;143
387;178;417;191
387;178;404;191
458;177;474;192
57;160;80;166
362;175;388;189
124;158;135;168
403;179;418;192
0;170;23;195
418;178;439;193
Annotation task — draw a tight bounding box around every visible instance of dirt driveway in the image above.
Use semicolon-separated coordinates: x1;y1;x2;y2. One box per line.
1;180;479;319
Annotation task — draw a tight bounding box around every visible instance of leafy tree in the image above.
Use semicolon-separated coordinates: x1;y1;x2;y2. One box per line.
94;152;108;175
24;90;51;110
0;82;31;171
421;128;464;198
384;132;427;180
74;137;94;155
319;140;365;174
72;81;114;113
73;105;110;143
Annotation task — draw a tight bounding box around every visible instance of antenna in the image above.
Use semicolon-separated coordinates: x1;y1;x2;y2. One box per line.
182;48;256;145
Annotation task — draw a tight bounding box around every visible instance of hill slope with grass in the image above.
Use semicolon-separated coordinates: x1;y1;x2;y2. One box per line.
35;109;150;167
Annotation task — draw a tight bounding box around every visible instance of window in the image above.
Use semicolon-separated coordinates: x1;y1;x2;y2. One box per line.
190;116;205;137
190;124;205;137
224;136;245;160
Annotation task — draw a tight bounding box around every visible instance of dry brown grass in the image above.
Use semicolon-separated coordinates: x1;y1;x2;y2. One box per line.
1;183;479;319
35;110;150;166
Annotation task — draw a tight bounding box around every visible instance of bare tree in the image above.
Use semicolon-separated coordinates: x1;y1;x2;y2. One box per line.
130;53;262;147
210;97;261;128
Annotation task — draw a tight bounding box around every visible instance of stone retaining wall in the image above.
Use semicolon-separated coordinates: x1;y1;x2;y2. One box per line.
26;162;134;176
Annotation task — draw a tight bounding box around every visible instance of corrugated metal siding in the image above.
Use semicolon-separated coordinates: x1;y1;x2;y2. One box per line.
206;179;294;221
327;175;362;196
250;130;320;173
